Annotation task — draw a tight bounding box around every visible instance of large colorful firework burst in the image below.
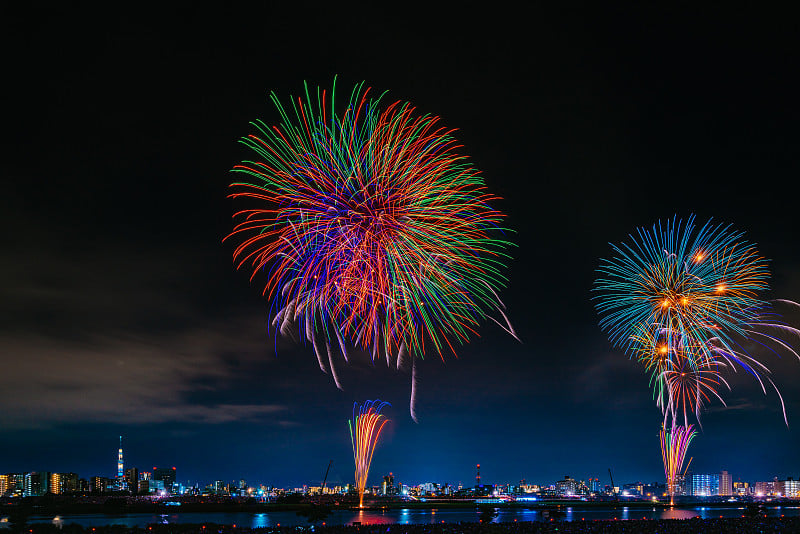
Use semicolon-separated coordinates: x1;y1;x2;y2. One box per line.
595;215;797;424
349;400;389;508
226;80;516;419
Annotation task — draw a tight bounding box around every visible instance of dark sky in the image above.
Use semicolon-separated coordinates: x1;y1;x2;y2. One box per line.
2;5;799;490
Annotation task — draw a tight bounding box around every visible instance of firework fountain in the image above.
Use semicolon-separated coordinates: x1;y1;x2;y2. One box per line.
660;424;696;505
349;400;389;508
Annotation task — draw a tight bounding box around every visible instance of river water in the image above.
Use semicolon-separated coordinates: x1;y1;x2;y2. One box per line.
15;505;799;528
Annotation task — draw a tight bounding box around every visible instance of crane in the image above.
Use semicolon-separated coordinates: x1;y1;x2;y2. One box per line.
321;460;334;491
608;468;619;503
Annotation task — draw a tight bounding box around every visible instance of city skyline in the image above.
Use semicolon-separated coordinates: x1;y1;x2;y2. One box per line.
2;436;797;493
2;5;800;491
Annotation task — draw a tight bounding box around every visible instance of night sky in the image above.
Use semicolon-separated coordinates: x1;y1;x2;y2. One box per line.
2;6;799;490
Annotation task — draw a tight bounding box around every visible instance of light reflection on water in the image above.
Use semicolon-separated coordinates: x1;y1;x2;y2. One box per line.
23;505;799;528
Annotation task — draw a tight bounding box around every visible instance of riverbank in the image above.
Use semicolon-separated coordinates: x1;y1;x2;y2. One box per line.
2;498;797;516
4;517;800;534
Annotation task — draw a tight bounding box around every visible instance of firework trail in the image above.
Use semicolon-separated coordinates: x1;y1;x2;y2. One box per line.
349;400;389;508
660;424;696;505
226;80;517;419
595;215;799;424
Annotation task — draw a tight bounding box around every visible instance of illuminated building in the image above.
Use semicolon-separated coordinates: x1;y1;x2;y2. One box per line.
6;473;24;495
117;436;124;484
689;473;720;496
125;467;139;494
673;474;687;496
555;475;577;497
754;478;779;497
152;466;177;494
92;476;116;493
778;477;800;497
733;481;750;496
382;473;395;495
24;472;50;497
0;475;8;496
718;471;732;496
49;473;78;494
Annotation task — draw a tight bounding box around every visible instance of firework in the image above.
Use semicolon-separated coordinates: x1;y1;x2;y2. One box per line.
226;80;516;419
595;215;798;423
660;424;696;505
349;400;389;508
595;215;769;359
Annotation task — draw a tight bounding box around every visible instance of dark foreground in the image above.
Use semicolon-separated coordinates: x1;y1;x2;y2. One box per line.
7;517;800;534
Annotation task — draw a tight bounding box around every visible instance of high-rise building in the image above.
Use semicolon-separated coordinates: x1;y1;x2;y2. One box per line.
689;473;720;496
117;436;124;483
754;478;779;497
6;473;24;496
24;472;50;497
0;475;8;496
674;474;687;496
50;473;63;495
125;468;139;494
152;467;177;494
383;473;395;495
718;471;732;496
555;476;577;497
91;476;112;493
49;473;78;494
778;478;800;497
733;481;750;496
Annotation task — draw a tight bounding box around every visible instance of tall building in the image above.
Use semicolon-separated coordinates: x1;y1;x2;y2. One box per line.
6;473;24;496
91;476;112;493
689;473;720;496
778;478;800;497
0;475;8;496
718;471;732;496
117;436;124;482
674;474;687;496
125;467;139;494
555;476;577;497
754;480;776;497
24;472;50;497
382;473;395;495
152;467;177;493
50;473;63;495
733;481;750;496
49;473;78;494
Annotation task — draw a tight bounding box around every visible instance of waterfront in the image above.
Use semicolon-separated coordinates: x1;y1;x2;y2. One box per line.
13;505;799;528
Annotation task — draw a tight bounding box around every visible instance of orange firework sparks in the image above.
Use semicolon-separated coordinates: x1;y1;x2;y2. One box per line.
349;400;389;508
660;424;696;506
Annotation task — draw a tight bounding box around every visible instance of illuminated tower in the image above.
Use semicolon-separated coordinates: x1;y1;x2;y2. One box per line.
476;464;481;487
117;436;124;483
